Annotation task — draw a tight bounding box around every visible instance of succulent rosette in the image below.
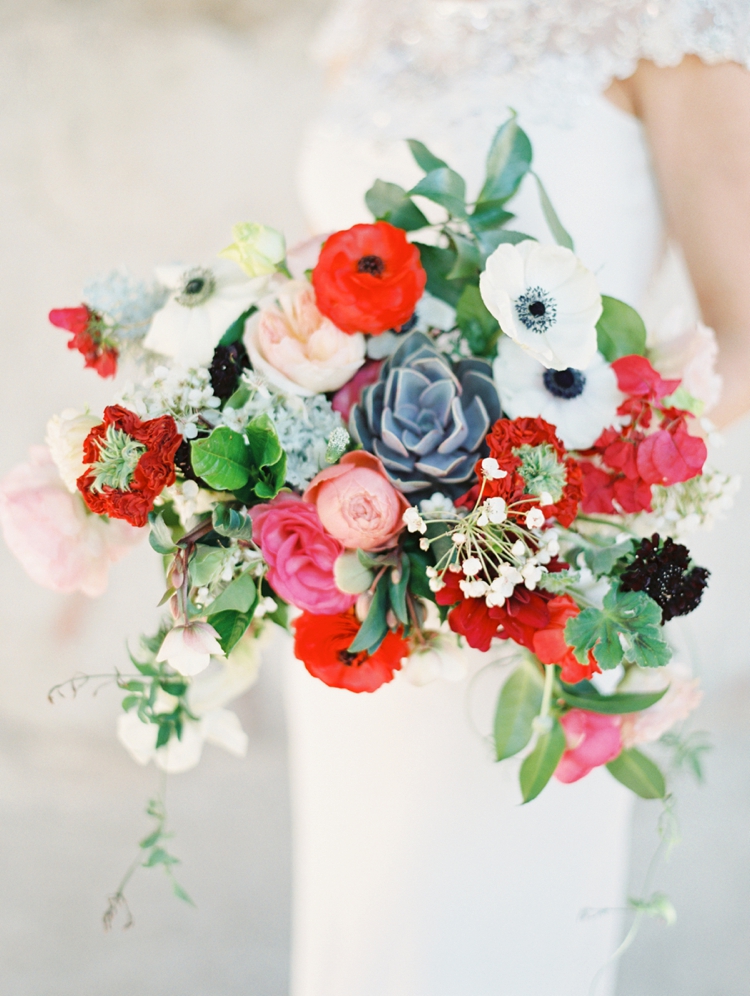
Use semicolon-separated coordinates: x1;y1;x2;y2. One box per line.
351;332;501;500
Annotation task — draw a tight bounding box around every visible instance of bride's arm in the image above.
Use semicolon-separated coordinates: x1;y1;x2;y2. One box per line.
609;56;750;427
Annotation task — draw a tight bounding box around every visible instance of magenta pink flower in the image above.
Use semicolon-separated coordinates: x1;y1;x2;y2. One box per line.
555;709;622;784
250;495;356;614
0;446;143;597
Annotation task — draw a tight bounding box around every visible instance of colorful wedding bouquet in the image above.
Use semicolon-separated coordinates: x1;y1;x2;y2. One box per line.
0;116;736;901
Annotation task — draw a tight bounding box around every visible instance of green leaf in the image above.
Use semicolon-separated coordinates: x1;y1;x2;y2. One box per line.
191;427;251;492
212;503;254;541
536;569;581;594
559;683;668;715
446;232;481;280
413;243;463;306
478;115;533;204
662;385;704;418
235;414;286;502
564;584;672;671
586;538;635;576
224;384;251;410
121;694;140;712
210;609;254;655
596;295;648;362
159;678;188;697
388;555;411;627
629;892;676;925
532;173;574;250
477;229;535;262
494;660;544;760
607;748;666;799
348;576;390;654
519;718;566;803
143;847;180;867
188;544;226;587
148;513;176;554
410;167;467;218
171;880;195;906
218;305;256;347
155;722;172;749
469;199;515;233
406;139;448;173
139;829;162;849
455;284;501;357
206;571;258;616
365;179;429;232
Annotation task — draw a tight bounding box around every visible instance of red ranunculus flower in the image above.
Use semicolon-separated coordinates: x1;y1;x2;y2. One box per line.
457;417;583;528
531;594;601;684
49;306;119;378
77;405;181;527
293;609;408;692
311;221;427;335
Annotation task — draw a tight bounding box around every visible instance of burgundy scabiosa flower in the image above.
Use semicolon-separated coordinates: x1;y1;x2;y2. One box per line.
619;533;710;621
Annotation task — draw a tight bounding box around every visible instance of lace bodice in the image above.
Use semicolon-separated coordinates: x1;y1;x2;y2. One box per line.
313;0;750;129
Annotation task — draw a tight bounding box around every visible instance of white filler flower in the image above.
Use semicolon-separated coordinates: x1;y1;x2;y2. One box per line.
144;258;267;367
479;240;601;371
493;337;622;450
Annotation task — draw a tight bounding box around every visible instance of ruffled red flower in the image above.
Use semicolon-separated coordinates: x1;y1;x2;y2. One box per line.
311;222;427;335
435;569;556;653
77;405;181;527
531;595;601;685
49;306;119;378
457;417;583;528
580;355;707;515
293;609;408;693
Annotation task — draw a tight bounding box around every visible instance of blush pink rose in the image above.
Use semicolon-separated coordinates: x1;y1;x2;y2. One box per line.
0;446;143;597
304;451;409;552
250;495;356;614
554;709;622;784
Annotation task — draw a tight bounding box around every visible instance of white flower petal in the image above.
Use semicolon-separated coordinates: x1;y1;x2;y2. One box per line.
201;708;249;758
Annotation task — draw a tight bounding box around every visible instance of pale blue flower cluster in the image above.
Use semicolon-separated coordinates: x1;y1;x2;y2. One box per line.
83;269;168;339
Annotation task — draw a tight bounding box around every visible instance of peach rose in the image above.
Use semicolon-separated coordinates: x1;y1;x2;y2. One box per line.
304;451;409;552
244;280;365;395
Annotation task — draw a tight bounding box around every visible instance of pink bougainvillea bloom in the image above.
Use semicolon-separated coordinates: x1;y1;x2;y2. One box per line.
0;446;143;597
555;709;622;784
250;495;356;614
304;450;409;552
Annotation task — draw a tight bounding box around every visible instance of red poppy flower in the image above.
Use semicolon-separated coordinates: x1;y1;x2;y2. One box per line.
311;222;427;335
457;417;583;528
293;609;408;692
77;405;181;527
531;595;601;684
49;306;119;378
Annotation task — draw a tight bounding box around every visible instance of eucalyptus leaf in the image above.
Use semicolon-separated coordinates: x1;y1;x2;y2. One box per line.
596;295;648;361
406;139;448;173
607;748;666;799
519;717;566;803
191;426;251;492
479;115;533;204
446;232;481;280
469;199;515;233
477;229;534;262
413;243;463;306
494;660;544;760
365;179;429;232
410;167;467;218
348;576;390;654
533;173;574;250
388;555;411;627
189;545;226;587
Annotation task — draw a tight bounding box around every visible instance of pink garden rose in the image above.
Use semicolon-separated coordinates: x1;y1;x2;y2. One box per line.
250;494;356;614
555;709;622;784
0;446;143;597
304;450;409;552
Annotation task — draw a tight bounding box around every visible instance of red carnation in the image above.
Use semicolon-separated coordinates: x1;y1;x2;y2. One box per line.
77;405;181;527
531;595;601;685
311;221;427;335
49;305;119;378
457;417;583;528
293;609;408;693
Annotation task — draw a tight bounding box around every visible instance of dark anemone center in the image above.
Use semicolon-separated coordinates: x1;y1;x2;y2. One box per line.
357;254;385;277
528;300;546;317
543;367;586;400
184;277;205;295
338;649;362;666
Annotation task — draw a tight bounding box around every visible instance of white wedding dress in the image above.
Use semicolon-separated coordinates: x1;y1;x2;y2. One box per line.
284;3;750;995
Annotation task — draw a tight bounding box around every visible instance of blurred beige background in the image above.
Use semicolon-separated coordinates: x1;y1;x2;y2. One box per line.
0;2;748;993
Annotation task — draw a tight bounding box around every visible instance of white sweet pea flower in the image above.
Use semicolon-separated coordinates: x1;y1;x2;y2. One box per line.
481;457;508;480
219;222;287;278
144;258;267;367
480;240;601;371
156;621;225;677
525;507;545;529
402;633;469;686
45;409;102;494
493;337;621;449
403;506;427;534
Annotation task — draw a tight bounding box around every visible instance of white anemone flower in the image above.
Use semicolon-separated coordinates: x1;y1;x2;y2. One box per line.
479;240;601;371
117;632;260;773
144;258;268;367
493;336;622;450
